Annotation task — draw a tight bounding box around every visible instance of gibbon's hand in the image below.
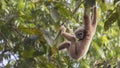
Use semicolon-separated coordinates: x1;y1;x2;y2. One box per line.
60;25;66;33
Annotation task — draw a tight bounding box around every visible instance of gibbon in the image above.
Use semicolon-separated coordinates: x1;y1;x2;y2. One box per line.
58;4;97;60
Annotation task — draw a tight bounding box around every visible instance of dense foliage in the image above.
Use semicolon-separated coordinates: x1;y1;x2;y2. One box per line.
0;0;120;68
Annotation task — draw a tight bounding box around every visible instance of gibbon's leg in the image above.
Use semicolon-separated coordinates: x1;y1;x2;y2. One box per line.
58;41;70;50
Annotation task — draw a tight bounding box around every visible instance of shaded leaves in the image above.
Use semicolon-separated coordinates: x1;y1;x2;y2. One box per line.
104;11;118;31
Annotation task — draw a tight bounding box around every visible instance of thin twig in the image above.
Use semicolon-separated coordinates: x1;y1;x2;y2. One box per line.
72;1;84;15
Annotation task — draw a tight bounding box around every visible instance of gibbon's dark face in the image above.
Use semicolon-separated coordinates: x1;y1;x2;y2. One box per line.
75;29;85;40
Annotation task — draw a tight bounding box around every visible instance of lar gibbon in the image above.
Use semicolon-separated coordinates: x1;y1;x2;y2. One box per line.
58;3;97;60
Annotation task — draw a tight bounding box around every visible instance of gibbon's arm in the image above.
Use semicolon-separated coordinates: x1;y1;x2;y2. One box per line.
84;9;91;31
61;32;75;42
92;4;97;27
60;25;75;42
83;8;92;39
84;8;91;36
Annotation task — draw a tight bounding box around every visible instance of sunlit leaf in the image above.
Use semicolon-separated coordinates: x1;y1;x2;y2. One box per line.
100;1;107;11
1;0;7;12
81;61;90;68
28;3;35;9
18;1;25;10
93;42;105;59
101;36;108;44
1;0;6;9
109;50;114;57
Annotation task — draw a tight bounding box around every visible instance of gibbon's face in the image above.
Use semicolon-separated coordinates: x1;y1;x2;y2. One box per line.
75;29;85;40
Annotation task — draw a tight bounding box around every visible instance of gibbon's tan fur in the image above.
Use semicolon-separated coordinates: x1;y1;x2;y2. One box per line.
58;3;97;60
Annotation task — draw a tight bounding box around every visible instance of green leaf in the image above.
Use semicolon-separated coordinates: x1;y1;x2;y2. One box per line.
114;0;120;4
1;0;7;10
81;61;90;68
100;1;107;11
18;1;25;10
116;3;120;29
28;3;35;10
50;8;60;22
101;36;108;44
55;3;72;18
104;12;119;31
22;48;35;58
18;25;42;35
93;42;106;59
117;19;120;29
